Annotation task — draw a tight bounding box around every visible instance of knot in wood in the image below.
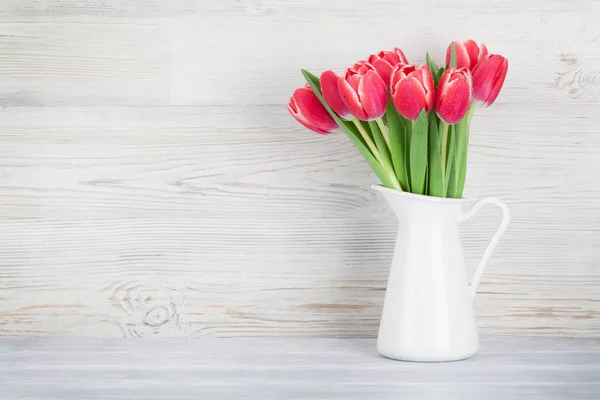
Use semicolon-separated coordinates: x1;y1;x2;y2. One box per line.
144;306;172;327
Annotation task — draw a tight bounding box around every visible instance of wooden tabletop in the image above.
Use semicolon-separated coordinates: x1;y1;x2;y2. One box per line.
1;338;599;399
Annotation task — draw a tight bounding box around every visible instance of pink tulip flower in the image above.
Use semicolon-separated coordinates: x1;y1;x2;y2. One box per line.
287;87;337;134
337;61;388;121
446;40;488;69
367;48;409;85
435;67;473;124
320;70;352;120
390;64;435;120
471;54;508;107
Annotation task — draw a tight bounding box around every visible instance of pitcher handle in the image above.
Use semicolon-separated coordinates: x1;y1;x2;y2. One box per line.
459;197;510;298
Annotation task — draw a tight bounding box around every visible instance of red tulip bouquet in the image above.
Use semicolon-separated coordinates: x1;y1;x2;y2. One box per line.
287;41;508;198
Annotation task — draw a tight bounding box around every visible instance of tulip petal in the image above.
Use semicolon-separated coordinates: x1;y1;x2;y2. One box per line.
347;74;361;92
369;56;393;85
358;70;387;120
393;47;409;64
400;64;417;77
338;78;369;120
435;68;472;124
480;44;489;61
409;68;425;86
321;70;352;119
472;55;508;106
472;61;495;100
446;41;470;69
464;40;480;69
381;52;396;64
485;58;508;106
287;105;329;134
421;66;435;112
289;88;338;134
456;43;470;69
435;69;452;112
368;48;409;85
349;61;373;76
392;77;427;120
437;77;471;124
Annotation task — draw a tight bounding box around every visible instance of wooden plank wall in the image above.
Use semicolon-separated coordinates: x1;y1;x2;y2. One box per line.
0;0;599;338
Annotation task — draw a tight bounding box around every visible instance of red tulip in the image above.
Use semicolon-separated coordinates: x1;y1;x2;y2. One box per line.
320;70;352;120
471;54;508;107
337;61;388;121
435;68;472;124
287;87;337;134
368;48;409;85
390;64;435;120
446;40;488;69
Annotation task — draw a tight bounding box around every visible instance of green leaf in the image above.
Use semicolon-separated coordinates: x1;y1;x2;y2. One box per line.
452;122;467;198
405;115;412;191
426;52;440;86
455;108;475;198
368;120;393;172
385;99;408;190
340;119;367;149
444;125;457;197
427;113;444;197
301;69;397;189
302;69;320;84
426;52;439;75
362;119;374;140
450;42;457;67
409;110;428;195
456;151;468;197
437;66;446;83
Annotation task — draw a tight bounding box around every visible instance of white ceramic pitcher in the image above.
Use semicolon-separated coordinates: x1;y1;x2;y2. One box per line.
373;185;510;362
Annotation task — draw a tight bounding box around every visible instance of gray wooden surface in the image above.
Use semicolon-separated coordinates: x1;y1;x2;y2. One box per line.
1;0;600;338
1;339;599;399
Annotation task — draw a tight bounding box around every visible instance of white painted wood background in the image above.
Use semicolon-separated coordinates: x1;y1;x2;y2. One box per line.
0;0;599;338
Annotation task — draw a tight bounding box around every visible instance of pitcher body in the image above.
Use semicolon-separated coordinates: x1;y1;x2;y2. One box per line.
373;185;510;362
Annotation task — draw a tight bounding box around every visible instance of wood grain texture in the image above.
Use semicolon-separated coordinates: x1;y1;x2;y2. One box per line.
0;22;170;106
1;0;600;338
1;338;599;399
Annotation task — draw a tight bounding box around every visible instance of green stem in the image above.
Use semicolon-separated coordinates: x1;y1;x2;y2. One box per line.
440;121;449;179
352;120;382;164
409;111;429;195
456;107;476;198
427;113;444;198
445;125;457;197
353;119;400;190
388;172;402;191
385;98;408;191
375;118;390;149
405;118;412;190
369;120;402;191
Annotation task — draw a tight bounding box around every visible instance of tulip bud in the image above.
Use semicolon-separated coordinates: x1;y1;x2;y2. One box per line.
435;67;472;124
287;87;338;134
367;47;408;85
390;64;435;120
445;40;488;69
471;54;508;107
337;61;388;121
320;70;352;120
